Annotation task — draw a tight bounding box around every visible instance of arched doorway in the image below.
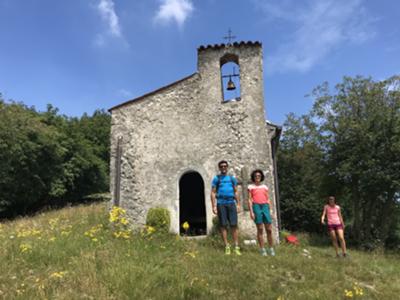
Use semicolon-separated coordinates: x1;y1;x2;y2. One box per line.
179;171;206;235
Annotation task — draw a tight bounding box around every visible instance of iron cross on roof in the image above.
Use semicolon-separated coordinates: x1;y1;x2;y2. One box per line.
223;29;236;44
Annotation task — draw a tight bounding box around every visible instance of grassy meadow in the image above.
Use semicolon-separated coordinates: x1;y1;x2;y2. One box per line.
0;203;399;300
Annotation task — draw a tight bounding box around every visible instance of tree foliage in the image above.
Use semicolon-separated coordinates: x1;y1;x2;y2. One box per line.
278;113;326;232
278;76;400;247
0;96;110;218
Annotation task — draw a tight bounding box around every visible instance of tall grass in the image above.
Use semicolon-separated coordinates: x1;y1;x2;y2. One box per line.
0;203;399;299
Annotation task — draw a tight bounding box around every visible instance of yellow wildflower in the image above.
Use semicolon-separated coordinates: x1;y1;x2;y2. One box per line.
344;290;354;298
109;206;127;223
113;230;131;239
184;251;197;258
121;231;131;239
48;218;59;230
50;271;67;279
147;226;156;234
120;217;129;225
20;243;32;253
182;221;190;231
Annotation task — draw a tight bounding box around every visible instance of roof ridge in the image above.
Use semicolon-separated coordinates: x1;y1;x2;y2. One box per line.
109;73;198;111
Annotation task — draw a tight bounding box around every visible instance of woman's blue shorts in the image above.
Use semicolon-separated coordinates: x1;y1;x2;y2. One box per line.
253;203;272;224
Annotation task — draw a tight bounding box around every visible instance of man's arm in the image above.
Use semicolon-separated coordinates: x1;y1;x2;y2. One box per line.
211;187;217;215
234;183;241;213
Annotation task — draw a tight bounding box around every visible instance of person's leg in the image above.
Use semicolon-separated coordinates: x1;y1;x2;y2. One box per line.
262;204;274;255
227;203;239;246
220;226;229;246
232;225;239;246
231;226;241;255
329;229;339;256
256;224;264;249
336;228;347;256
217;205;230;252
265;223;273;248
228;203;241;255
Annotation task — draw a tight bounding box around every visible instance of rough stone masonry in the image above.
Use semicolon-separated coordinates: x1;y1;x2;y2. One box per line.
109;41;281;241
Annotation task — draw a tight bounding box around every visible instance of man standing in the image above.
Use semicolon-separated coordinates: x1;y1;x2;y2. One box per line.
211;160;241;255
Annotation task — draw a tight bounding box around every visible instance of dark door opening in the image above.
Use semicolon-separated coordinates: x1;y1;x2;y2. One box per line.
179;171;206;235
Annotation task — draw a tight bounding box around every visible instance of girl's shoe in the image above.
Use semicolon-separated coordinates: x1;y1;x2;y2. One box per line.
225;245;231;255
260;248;268;256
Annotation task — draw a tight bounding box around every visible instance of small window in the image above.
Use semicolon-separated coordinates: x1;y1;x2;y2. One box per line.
220;54;241;102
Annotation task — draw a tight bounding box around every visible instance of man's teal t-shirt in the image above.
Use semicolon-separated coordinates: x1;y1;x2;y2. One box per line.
212;175;238;204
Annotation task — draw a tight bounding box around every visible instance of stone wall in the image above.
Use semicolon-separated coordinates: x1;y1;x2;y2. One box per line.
110;42;279;241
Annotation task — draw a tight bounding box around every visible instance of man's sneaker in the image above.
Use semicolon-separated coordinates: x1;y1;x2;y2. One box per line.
234;246;242;256
269;248;276;257
260;248;268;256
225;245;231;255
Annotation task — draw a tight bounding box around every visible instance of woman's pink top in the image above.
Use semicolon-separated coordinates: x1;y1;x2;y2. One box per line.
324;204;341;225
248;184;269;204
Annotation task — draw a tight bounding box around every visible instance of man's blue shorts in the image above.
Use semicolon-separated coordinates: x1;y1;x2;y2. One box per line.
253;203;272;225
217;203;238;227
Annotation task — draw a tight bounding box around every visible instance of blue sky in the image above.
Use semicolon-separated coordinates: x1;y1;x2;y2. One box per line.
0;0;399;125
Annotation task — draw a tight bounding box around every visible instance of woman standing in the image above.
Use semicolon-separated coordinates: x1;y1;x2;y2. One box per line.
321;196;347;257
248;169;275;256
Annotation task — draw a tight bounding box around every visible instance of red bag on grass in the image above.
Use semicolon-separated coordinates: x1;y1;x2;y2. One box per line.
285;234;299;245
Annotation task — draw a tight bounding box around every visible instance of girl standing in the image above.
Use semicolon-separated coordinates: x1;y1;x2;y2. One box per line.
248;169;275;256
321;196;347;257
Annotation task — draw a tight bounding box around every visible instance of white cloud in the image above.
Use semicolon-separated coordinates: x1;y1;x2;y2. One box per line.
254;0;376;74
93;0;130;48
96;0;122;37
154;0;194;28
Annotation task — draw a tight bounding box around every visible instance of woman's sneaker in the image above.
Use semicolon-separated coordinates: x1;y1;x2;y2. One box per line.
225;245;231;255
269;248;276;256
260;248;268;256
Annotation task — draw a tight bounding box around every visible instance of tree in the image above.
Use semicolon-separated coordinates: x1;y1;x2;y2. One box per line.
278;113;328;232
311;76;400;246
0;100;66;216
0;95;111;218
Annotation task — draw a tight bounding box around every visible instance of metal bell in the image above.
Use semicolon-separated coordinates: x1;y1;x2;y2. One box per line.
227;77;236;90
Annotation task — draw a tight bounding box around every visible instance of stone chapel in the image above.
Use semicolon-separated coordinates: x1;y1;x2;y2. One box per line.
109;41;281;239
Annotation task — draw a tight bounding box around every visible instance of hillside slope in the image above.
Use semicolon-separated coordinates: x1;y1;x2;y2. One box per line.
0;203;399;299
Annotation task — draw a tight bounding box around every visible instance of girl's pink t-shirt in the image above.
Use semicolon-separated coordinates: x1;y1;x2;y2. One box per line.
248;184;269;204
324;204;341;225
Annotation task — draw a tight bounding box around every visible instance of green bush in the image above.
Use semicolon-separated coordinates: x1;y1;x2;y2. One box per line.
280;229;291;239
146;207;170;233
